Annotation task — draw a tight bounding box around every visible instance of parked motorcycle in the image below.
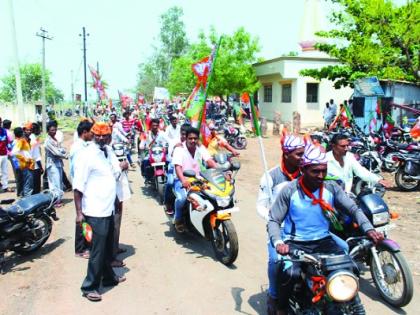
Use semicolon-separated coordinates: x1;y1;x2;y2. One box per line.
285;250;365;314
223;124;247;150
333;187;413;307
167;163;241;265
0;192;59;273
393;151;420;191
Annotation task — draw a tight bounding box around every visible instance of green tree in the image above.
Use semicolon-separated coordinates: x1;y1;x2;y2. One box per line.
300;0;419;88
0;63;64;104
167;27;261;103
136;6;189;98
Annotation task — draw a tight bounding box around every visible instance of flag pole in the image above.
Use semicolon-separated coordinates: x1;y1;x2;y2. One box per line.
197;36;222;131
250;94;273;202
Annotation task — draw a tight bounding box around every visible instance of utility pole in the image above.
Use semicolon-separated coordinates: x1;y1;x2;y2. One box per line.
36;28;52;134
96;61;99;75
79;27;89;116
8;0;25;123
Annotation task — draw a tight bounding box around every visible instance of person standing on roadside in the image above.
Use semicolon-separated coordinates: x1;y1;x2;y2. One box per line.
0;117;13;193
70;120;93;259
73;122;127;302
29;123;44;194
44;121;68;207
12;127;34;197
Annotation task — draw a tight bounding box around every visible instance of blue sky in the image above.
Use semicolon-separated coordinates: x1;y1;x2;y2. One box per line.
0;0;402;100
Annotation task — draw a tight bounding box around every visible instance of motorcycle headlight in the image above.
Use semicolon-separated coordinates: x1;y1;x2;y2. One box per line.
216;196;231;207
326;271;358;302
372;212;389;226
152;154;162;162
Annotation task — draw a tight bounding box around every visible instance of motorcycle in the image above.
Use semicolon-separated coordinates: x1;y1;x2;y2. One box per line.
333;187;413;307
167;162;241;265
143;144;167;204
0;192;59;273
285;249;365;314
223;124;247;150
112;142;128;162
393;151;420;191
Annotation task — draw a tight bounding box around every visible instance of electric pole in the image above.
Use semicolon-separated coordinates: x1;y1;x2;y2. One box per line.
36;28;52;134
8;0;25;123
70;70;74;104
79;27;89;116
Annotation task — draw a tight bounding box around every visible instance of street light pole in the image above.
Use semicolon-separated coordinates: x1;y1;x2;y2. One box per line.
79;27;89;116
36;28;52;134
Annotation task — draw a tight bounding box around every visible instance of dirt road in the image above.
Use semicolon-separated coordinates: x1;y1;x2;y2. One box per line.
0;135;418;315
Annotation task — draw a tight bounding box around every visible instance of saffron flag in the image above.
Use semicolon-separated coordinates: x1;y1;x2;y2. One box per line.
185;85;206;127
89;65;107;101
192;56;211;86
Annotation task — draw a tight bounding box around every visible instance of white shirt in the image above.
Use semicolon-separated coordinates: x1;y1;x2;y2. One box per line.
69;138;91;179
55;130;64;144
326;151;380;193
73;144;119;217
29;134;42;169
172;143;211;177
165;124;180;141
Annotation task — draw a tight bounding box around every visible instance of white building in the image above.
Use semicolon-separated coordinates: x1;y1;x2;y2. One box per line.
253;0;352;127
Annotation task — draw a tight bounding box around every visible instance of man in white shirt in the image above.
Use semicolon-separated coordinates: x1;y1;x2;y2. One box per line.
165;115;180;141
326;134;390;193
73;122;127;302
29;123;43;194
171;127;216;232
329;99;337;119
70;120;93;258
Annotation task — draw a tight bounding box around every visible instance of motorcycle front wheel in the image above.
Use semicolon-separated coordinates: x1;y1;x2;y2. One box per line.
233;136;247;150
370;249;413;307
155;175;165;205
211;220;238;266
395;168;420;191
14;215;52;255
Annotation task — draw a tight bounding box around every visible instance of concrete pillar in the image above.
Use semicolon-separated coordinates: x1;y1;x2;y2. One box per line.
293;111;301;134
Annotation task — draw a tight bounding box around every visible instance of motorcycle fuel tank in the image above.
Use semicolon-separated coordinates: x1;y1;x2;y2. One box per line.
359;193;389;227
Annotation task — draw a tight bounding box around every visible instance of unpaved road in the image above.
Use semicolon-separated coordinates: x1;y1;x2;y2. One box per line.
0;134;418;315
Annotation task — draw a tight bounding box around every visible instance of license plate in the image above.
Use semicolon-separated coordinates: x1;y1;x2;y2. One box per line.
151;162;165;167
375;223;396;233
217;207;240;215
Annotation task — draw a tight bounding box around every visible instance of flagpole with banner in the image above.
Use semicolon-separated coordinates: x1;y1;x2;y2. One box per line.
250;93;273;202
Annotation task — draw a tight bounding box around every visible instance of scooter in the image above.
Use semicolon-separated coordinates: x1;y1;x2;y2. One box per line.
143;144;167;204
166;162;241;265
0;192;59;274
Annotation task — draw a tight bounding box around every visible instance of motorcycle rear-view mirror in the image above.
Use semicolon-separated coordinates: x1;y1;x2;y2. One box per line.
0;199;15;205
231;161;241;171
183;170;196;178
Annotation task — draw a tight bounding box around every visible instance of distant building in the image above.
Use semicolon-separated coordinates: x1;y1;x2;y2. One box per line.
253;0;352;127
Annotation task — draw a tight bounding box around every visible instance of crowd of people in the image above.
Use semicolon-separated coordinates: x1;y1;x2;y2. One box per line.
0;100;411;310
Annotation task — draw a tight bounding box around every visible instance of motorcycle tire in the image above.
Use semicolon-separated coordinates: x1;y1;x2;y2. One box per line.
211;219;238;266
233;136;247;150
370;249;413;307
156;176;165;205
395;168;420;191
14;215;52;255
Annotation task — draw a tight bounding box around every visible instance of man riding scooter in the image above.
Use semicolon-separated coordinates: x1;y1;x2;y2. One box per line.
267;144;384;315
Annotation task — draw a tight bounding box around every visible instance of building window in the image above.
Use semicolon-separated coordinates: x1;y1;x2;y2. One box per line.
264;85;272;103
306;83;319;103
281;84;292;103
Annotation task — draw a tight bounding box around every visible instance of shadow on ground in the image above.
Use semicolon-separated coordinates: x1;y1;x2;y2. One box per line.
231;286;266;315
1;237;68;274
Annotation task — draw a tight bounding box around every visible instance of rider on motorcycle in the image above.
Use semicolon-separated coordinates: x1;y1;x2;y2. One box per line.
171;127;217;233
256;135;305;314
268;144;384;315
206;122;240;157
109;113;135;168
326;133;391;193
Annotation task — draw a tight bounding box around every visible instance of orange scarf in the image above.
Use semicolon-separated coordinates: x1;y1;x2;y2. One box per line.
298;177;343;231
281;159;299;180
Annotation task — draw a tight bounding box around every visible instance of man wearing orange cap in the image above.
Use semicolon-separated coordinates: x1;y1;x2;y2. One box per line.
73;122;128;302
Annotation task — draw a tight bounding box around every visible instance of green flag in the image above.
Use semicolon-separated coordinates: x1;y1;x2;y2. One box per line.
250;94;261;136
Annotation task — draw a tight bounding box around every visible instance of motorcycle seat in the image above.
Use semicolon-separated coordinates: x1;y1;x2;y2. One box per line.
4;193;53;218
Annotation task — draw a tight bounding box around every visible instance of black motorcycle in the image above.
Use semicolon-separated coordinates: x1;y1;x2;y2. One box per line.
286;249;365;314
0;192;59;273
393;151;420;191
223;124;247;150
334;188;413;307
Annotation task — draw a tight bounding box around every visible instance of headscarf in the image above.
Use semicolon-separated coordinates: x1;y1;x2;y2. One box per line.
301;144;328;166
281;134;305;153
91;122;111;135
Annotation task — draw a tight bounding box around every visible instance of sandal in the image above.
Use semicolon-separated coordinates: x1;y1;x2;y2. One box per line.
82;291;102;302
